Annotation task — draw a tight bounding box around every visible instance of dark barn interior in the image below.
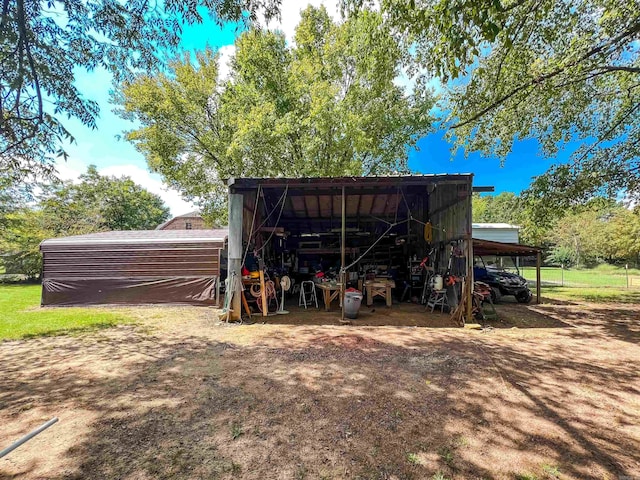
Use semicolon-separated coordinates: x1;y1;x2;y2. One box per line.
226;175;476;323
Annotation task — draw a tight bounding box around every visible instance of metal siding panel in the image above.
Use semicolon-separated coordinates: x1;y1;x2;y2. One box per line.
472;229;519;243
43;242;222;280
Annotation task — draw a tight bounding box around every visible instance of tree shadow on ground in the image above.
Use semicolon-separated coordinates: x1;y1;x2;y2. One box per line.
1;320;638;480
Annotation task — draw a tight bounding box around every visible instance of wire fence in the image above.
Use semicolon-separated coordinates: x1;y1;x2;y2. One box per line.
519;266;640;289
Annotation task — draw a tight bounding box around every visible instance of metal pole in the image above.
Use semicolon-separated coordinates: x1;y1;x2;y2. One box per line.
228;192;244;321
626;264;629;288
0;418;58;458
561;263;564;287
341;185;346;322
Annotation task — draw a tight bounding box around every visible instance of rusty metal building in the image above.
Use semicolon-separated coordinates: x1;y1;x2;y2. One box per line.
40;230;227;306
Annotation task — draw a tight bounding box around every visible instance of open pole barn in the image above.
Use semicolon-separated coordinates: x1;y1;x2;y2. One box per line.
40;230;227;306
226;175;476;324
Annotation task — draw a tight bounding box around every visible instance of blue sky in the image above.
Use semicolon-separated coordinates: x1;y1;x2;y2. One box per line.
57;0;574;214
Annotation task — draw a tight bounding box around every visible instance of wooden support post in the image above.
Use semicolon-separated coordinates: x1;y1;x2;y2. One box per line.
259;267;268;316
465;186;473;325
241;290;252;317
228;192;244;321
536;251;541;304
341;185;346;322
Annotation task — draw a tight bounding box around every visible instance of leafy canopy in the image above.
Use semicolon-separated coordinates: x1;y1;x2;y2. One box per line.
354;0;640;214
120;6;435;220
0;0;280;181
472;192;546;245
472;191;640;265
0;165;170;277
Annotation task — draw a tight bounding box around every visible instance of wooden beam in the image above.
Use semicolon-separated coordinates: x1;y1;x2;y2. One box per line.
259;267;268;316
341;185;346;322
536;251;542;304
465;190;473;326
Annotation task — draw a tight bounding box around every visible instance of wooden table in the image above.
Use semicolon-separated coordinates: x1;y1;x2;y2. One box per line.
315;282;342;311
364;279;396;307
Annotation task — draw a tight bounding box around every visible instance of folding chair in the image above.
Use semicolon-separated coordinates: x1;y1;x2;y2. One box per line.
298;280;318;309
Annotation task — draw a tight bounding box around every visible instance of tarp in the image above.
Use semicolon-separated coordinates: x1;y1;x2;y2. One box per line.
42;276;217;306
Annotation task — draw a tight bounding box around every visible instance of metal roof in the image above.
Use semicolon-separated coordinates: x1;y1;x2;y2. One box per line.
473;238;540;257
229;174;473;191
41;229;229;248
472;223;521;229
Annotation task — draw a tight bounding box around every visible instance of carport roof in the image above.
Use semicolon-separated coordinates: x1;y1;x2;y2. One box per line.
473;238;541;257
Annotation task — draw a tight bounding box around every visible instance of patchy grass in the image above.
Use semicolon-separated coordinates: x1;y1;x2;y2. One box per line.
0;284;135;340
1;294;638;479
406;452;420;465
431;472;450;480
515;474;539;480
230;421;244;440
438;445;455;468
542;463;561;478
541;286;640;304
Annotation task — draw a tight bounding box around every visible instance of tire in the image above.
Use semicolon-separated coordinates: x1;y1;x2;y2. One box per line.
490;287;502;304
516;290;533;304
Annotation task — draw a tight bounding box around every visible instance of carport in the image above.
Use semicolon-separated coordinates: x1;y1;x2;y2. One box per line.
473;238;542;304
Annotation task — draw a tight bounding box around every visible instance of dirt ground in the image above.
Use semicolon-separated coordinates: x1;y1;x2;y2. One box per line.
1;298;639;480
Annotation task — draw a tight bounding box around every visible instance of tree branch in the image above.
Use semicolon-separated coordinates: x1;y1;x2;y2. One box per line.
572;101;640;166
598;65;640;74
452;20;640;129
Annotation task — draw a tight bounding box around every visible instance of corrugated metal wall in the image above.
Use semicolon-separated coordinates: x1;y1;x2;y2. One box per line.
430;183;472;243
426;181;472;277
42;241;221;279
472;228;519;243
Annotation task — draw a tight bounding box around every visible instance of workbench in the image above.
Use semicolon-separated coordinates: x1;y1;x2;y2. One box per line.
364;278;395;307
315;282;342;311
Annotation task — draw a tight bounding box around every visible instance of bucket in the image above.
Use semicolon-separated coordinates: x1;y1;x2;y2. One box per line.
343;291;363;319
433;274;443;290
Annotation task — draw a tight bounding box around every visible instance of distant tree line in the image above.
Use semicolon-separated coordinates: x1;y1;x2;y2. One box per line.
0;166;170;278
473;193;640;268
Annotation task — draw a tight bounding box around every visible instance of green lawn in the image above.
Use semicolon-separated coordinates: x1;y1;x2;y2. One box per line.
521;265;640;288
0;284;135;341
540;286;640;304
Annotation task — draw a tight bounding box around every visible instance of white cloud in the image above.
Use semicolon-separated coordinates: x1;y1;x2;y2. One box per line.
54;159;197;218
260;0;340;42
217;44;236;81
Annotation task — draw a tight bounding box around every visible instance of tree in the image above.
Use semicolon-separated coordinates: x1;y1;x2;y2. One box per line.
0;208;49;278
0;166;170;275
119;6;435;221
609;209;640;266
0;0;281;181
472;192;546;244
472;192;522;225
546;199;636;266
41;165;170;232
357;0;640;215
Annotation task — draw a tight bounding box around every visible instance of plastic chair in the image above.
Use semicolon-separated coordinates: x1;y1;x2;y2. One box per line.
298;280;318;309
